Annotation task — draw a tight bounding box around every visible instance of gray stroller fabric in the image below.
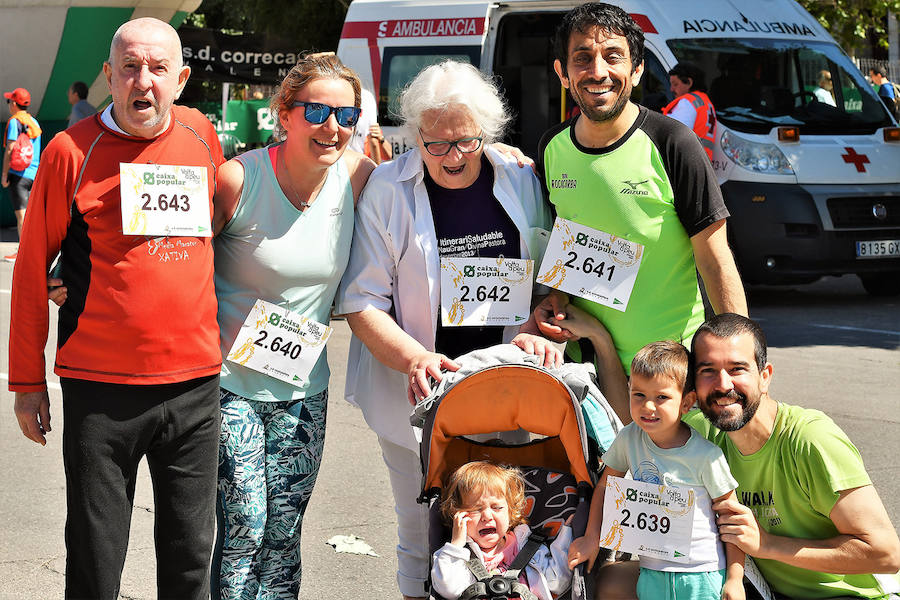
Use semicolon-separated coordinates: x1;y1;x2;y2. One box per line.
411;343;622;436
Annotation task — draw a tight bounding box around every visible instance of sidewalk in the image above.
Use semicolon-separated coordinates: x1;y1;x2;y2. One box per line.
0;288;402;599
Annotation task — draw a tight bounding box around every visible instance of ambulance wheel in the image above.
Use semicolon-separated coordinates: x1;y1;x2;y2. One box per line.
859;272;900;296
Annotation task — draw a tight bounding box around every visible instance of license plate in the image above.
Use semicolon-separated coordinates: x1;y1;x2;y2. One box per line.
856;239;900;259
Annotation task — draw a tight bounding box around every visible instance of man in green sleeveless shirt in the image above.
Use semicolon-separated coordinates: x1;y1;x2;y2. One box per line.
530;3;747;381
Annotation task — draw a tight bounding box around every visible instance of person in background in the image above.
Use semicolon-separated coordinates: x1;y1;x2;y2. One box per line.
812;70;837;107
67;81;97;127
366;117;392;164
869;64;898;119
662;62;717;160
2;86;41;262
351;85;392;164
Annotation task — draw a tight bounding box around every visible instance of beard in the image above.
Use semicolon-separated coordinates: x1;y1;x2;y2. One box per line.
569;78;631;124
699;389;760;432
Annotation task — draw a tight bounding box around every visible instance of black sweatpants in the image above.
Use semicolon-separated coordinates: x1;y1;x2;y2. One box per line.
60;374;220;600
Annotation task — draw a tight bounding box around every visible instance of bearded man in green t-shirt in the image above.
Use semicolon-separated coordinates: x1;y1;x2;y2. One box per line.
683;313;900;599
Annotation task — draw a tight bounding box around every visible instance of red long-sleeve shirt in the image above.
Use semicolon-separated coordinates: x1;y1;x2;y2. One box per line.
9;106;225;392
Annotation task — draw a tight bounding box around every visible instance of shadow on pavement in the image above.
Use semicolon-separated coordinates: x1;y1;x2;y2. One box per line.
747;276;900;351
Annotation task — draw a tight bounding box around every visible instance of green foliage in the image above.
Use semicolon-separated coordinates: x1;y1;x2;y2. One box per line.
188;0;349;52
796;0;900;51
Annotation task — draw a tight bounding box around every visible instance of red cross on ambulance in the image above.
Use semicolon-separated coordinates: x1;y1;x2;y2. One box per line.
841;147;870;173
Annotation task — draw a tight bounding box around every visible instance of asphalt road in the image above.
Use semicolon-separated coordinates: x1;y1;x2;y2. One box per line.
1;236;898;599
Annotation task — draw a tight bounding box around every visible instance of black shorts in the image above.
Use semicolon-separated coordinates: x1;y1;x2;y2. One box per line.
7;173;33;211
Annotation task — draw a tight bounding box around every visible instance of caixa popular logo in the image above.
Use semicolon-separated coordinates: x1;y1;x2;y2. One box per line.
143;172;155;185
550;173;577;189
575;233;589;247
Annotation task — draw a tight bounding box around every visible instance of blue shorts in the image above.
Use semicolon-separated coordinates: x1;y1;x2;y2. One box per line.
637;567;726;600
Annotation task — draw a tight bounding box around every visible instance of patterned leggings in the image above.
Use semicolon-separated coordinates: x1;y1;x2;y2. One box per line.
213;388;328;600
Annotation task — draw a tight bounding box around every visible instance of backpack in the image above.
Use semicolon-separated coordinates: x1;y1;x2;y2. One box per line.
8;119;33;172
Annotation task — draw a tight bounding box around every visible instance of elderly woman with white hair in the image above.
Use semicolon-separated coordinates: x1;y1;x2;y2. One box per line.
335;60;556;600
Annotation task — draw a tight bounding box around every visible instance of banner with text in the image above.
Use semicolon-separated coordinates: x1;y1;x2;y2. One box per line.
179;26;300;85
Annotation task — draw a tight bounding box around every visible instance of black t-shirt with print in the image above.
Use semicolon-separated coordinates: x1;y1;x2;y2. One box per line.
426;154;521;360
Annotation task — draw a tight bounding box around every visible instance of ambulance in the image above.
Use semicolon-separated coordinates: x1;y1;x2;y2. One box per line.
337;0;900;294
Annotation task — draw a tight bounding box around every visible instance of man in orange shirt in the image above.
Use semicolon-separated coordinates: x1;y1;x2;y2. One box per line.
9;17;224;599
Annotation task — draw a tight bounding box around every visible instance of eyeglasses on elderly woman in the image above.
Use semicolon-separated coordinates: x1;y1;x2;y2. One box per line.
418;130;484;156
292;101;362;128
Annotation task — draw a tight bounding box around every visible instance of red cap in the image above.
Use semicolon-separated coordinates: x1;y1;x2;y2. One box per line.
4;88;31;107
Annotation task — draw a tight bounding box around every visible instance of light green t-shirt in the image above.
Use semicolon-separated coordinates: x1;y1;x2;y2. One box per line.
538;108;729;373
685;404;900;598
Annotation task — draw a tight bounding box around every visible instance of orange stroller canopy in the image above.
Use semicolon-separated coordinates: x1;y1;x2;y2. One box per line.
420;365;594;494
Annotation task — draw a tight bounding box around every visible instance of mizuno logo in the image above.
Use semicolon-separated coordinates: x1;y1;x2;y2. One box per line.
620;179;650;195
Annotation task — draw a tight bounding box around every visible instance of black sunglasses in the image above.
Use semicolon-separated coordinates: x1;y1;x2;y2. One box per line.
292;101;361;128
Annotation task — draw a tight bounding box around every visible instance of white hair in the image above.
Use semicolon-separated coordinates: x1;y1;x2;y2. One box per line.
398;61;510;143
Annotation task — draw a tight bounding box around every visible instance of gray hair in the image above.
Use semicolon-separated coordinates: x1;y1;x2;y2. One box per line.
398;61;510;143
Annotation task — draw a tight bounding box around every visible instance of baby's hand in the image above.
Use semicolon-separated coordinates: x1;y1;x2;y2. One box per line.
721;577;745;600
567;534;600;572
451;511;470;547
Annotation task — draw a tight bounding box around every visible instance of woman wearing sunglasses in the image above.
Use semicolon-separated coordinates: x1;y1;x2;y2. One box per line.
211;53;375;599
335;60;558;600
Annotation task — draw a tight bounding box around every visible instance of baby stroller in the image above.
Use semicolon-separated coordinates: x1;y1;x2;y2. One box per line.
412;345;623;600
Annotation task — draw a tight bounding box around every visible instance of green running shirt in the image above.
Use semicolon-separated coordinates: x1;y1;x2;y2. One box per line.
685;404;900;599
537;107;728;372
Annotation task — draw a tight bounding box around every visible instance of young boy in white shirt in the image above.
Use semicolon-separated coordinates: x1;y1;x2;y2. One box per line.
568;340;745;600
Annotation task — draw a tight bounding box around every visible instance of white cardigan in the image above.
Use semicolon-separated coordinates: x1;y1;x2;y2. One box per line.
431;524;573;600
334;146;552;450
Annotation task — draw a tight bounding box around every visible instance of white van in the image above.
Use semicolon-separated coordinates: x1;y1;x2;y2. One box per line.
338;0;900;295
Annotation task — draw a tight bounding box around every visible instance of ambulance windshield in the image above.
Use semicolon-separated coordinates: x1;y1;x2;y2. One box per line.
667;39;893;134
